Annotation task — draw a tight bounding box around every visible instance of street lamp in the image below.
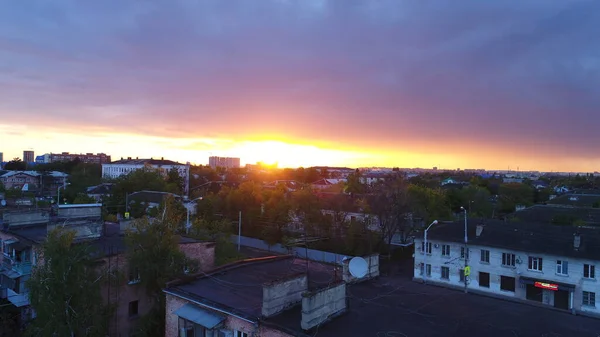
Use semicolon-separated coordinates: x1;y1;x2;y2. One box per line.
423;220;438;283
57;183;71;205
460;206;469;293
185;196;203;234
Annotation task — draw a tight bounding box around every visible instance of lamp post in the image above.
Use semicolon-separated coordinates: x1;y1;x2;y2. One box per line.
185;196;203;234
460;206;469;293
423;220;438;283
57;183;70;205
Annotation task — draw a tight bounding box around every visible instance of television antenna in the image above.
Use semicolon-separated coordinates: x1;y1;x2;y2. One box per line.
349;257;368;278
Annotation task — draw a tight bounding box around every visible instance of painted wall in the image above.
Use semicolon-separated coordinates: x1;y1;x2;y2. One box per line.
413;238;600;316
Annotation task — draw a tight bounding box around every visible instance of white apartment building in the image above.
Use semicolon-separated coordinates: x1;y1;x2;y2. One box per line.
414;220;600;317
208;156;240;170
102;158;190;192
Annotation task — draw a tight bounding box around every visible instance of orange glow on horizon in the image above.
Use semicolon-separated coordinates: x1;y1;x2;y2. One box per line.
2;123;600;172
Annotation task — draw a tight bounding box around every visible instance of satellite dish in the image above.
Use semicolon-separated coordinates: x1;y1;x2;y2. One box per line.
0;200;5;207
349;257;368;278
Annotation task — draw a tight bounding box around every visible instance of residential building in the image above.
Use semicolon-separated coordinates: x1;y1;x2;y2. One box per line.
102;157;190;193
208;156;240;170
163;254;380;337
49;152;111;164
0;204;216;336
0;171;68;193
35;154;50;164
86;183;114;202
413;219;600;316
23;151;34;163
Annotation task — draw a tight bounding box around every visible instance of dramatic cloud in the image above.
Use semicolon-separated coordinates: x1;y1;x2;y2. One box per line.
1;0;599;169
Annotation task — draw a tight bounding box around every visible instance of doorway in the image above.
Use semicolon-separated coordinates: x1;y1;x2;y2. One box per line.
554;290;570;310
526;284;543;302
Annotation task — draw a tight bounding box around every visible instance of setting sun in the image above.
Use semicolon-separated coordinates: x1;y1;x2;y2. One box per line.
229;140;361;168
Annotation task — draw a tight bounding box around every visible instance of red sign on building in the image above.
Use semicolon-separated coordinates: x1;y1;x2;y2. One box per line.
534;281;558;291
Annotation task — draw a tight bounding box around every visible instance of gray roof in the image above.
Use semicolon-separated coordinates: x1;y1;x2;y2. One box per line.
108;158;185;166
423;219;600;261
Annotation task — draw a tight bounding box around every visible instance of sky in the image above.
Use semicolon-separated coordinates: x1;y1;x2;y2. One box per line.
1;0;600;171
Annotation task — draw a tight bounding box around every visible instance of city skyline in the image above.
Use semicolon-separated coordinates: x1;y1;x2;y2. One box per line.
2;1;600;171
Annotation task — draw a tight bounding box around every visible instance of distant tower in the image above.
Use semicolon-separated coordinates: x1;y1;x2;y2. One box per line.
0;152;3;163
23;150;34;163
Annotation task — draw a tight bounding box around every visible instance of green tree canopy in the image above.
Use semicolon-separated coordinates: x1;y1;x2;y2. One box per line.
4;158;27;170
125;196;196;337
26;228;109;337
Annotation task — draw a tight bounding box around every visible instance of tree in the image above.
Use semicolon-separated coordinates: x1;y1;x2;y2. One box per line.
0;299;21;337
105;168;168;216
26;228;109;337
407;185;453;223
166;167;185;194
125;196;196;337
4;158;26;171
73;193;97;204
345;169;366;195
368;177;412;250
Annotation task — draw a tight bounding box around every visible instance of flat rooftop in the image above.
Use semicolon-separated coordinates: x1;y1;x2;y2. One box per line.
169;256;338;318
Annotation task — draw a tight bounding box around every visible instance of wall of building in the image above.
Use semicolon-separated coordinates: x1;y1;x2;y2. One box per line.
413;238;600;316
179;242;216;272
165;293;293;337
301;282;347;330
262;273;307;317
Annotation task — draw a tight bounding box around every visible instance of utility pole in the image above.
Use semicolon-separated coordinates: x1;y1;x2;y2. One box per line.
238;211;242;251
461;207;469;293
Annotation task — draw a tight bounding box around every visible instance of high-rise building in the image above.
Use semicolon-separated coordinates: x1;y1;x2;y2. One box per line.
208;156;241;169
0;152;3;163
23;150;34;163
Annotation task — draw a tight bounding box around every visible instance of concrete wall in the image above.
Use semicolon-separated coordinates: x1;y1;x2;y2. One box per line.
342;254;379;283
57;205;102;218
262;273;307;317
231;235;351;265
413;238;600;316
179;241;216;272
301;282;347;330
3;211;49;227
165;293;294;337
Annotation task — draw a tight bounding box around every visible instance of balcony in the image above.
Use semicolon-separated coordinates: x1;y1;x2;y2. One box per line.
1;256;33;275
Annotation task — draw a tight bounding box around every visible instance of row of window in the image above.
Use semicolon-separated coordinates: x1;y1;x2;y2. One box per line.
421;243;596;279
420;264;596;307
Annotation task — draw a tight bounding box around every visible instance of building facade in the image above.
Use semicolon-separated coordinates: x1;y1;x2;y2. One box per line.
23;151;34;163
0;171;68;193
208;156;240;170
101;158;190;194
413;221;600;316
49;152;111;164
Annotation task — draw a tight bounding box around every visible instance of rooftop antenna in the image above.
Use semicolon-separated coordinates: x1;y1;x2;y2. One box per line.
349;257;368;278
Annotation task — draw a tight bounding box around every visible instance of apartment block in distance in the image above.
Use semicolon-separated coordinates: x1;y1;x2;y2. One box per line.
208;156;240;170
49;152;111;164
414;219;600;317
23;151;34;163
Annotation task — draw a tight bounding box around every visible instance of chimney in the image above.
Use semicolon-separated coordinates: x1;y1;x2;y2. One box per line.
161;157;164;160
574;233;581;251
476;224;484;237
127;157;131;160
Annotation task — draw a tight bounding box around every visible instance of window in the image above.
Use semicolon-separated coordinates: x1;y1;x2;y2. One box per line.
528;257;543;271
235;331;249;337
502;253;516;267
425;264;431;277
584;264;596;279
479;272;490;288
128;267;141;284
441;266;450;280
459;269;465;283
179;318;205;337
441;245;450;257
460;247;469;259
500;276;516;292
421;241;432;254
128;300;139;318
583;291;596;307
480;250;490;263
556;260;568;275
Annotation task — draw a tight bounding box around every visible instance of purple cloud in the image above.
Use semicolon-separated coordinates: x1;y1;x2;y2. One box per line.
1;0;599;161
